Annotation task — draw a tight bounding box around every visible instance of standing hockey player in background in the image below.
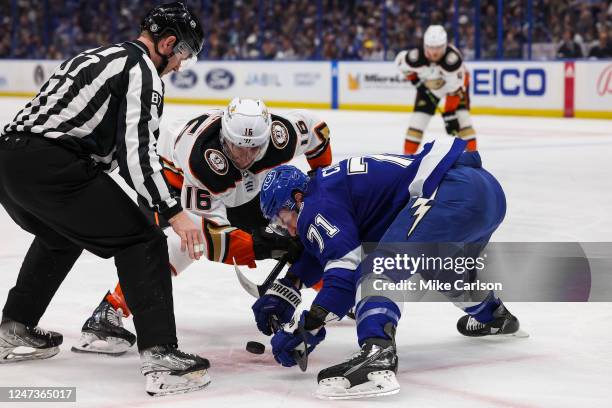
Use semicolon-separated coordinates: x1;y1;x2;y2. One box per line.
255;138;523;399
73;97;332;355
395;25;477;154
0;2;212;396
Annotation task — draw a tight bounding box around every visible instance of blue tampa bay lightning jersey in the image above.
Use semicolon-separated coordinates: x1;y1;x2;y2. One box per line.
290;137;467;290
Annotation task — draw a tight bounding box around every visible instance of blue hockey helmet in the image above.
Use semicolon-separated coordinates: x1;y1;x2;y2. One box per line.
260;165;309;220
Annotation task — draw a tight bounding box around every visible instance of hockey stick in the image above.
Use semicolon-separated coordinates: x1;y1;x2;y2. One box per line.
269;316;309;372
414;79;444;115
234;255;309;371
293;324;309;372
233;254;289;298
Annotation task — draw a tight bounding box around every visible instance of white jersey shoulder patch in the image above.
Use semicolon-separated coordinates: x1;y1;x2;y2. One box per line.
271;121;290;149
204;148;229;175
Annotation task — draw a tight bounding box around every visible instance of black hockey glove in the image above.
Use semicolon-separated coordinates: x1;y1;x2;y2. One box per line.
252;227;304;262
413;79;438;106
442;111;460;136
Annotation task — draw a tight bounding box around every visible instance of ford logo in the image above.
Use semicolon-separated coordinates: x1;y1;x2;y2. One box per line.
171;70;197;89
205;68;234;90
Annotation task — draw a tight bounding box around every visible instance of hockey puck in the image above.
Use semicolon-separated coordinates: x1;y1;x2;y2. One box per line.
246;341;265;355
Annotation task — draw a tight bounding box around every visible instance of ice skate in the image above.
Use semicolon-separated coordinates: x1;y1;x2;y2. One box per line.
141;344;211;397
0;318;63;363
457;303;529;338
316;324;399;400
72;293;136;356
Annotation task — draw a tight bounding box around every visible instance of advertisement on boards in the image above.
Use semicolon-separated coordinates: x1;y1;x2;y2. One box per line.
574;62;612;117
163;61;331;107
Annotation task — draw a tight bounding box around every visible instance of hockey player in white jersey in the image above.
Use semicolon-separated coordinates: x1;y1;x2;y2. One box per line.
395;25;477;154
72;98;332;355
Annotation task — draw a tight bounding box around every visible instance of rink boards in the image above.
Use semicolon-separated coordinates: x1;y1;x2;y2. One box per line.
0;59;611;119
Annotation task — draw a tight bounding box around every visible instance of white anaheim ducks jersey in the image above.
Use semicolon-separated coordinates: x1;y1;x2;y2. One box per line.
158;109;330;227
395;44;466;99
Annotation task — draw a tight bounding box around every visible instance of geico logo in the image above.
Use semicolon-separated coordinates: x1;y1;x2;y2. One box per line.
471;68;546;96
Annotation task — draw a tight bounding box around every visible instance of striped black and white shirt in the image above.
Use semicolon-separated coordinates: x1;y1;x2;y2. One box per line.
2;40;181;219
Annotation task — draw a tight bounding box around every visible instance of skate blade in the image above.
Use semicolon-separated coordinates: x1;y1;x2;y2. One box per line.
315;370;400;400
145;369;212;397
486;328;530;339
71;333;131;356
0;346;60;364
505;329;529;338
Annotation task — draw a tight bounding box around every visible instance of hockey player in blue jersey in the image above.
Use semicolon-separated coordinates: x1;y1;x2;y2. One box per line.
253;137;522;399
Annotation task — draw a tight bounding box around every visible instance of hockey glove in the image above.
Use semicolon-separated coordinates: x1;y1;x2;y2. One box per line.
271;308;327;367
252;277;302;336
252;227;304;262
414;80;439;107
442;111;460;136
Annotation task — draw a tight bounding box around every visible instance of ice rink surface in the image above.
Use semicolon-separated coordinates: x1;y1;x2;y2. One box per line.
0;97;611;407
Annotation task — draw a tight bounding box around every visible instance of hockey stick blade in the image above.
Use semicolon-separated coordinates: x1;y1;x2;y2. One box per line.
233;255;290;298
233;260;261;298
294;324;309;372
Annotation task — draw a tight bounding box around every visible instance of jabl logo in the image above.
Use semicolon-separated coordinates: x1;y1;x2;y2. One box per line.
205;68;234;90
0;76;6;87
596;64;612;96
171;70;197;89
245;73;281;87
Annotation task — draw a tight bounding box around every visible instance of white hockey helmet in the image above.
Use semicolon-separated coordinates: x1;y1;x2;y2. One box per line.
220;97;272;169
424;25;447;48
221;97;271;148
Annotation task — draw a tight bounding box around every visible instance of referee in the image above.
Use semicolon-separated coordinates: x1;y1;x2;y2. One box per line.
0;2;211;396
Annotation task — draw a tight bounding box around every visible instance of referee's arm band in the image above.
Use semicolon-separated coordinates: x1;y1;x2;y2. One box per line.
159;202;183;221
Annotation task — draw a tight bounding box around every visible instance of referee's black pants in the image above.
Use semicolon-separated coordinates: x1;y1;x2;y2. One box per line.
0;133;176;350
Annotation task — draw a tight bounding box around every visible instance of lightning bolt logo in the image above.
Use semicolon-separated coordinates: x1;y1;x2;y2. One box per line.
407;189;437;237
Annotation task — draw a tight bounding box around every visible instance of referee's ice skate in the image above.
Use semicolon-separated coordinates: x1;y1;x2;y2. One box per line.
316;324;399;400
72;292;136;355
140;344;211;397
0;318;63;363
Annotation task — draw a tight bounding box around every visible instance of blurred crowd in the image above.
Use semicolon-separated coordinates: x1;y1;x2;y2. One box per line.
0;0;611;60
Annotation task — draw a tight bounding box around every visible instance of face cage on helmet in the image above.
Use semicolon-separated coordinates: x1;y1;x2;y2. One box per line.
267;219;291;237
220;136;269;170
268;204;297;237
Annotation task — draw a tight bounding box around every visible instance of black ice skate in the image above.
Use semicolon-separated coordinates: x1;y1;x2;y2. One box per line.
457;303;528;338
141;344;211;397
72;292;136;356
316;323;399;399
0;318;63;363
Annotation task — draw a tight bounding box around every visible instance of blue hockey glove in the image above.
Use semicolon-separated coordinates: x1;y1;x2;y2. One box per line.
252;277;301;336
271;309;327;367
